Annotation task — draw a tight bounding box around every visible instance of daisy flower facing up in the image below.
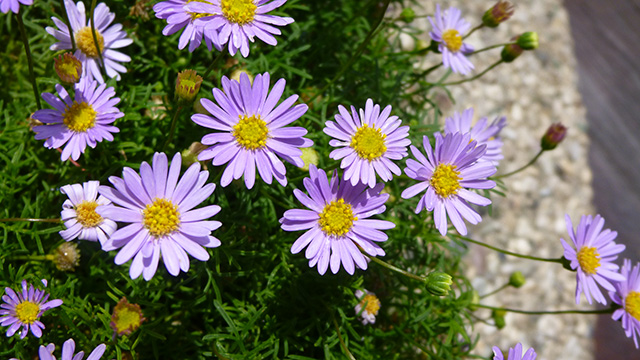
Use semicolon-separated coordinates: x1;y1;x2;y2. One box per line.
185;0;294;57
32;79;123;161
0;0;32;14
401;132;496;236
39;338;106;360
0;280;63;339
98;153;222;281
493;343;537;360
561;214;625;305
610;259;640;348
280;165;394;275
443;108;506;165
192;72;312;189
153;0;221;52
46;0;133;83
428;4;474;75
355;289;381;325
60;181;117;245
324;99;410;188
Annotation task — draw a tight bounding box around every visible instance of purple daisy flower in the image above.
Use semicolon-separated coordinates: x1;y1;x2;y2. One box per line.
185;0;294;57
492;343;537;360
443;108;506;165
39;338;106;360
561;214;626;305
153;0;221;52
610;259;640;348
0;0;32;14
60;181;117;245
32;79;123;161
428;4;474;75
192;72;312;189
46;0;133;83
0;280;63;339
280;165;394;275
324;99;411;188
354;289;381;325
98;153;222;281
400;132;496;236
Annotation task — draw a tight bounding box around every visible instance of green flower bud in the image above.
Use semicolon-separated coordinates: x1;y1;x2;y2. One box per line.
540;123;567;151
400;7;416;23
299;147;319;172
426;272;453;296
482;1;514;28
175;69;203;104
501;43;523;63
517;32;539;50
509;271;526;288
492;309;507;329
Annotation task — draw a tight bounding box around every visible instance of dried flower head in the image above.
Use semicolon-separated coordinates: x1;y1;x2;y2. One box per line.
355;290;381;325
54;242;81;271
54;53;82;84
175;69;203;103
110;297;145;336
482;1;514;28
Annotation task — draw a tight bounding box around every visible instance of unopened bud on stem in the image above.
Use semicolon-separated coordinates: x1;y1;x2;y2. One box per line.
426;271;453;296
541;123;567;150
482;1;514;28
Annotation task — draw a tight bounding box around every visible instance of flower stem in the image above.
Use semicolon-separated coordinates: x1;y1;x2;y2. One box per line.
451;235;564;264
163;106;183;151
9;255;55;261
0;218;62;223
441;59;504;86
203;52;224;79
494;149;544;179
471;42;515;56
59;0;76;52
473;303;615;315
464;24;484;39
332;316;356;360
16;10;42;110
479;283;510;299
90;0;106;79
364;253;425;282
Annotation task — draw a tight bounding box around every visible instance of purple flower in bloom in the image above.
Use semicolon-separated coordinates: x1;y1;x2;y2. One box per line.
610;259;640;348
32;79;123;161
280;165;394;275
492;343;537;360
401;132;496;236
192;72;312;189
324;99;411;188
98;153;222;281
561;214;625;305
0;0;32;14
428;4;474;75
47;0;133;83
443;108;506;165
0;280;63;339
39;338;106;360
185;0;294;57
60;181;117;245
153;0;221;52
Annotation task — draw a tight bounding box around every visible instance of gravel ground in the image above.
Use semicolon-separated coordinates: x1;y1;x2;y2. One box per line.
394;1;594;358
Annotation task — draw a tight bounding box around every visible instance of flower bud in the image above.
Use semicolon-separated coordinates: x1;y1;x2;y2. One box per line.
501;43;523;63
54;53;82;84
540;123;567;150
482;1;514;28
299;147;319;171
492;309;507;329
110;297;145;336
516;32;539;50
400;7;416;23
175;69;203;104
426;271;453;296
181;142;208;168
53;242;80;271
508;271;526;288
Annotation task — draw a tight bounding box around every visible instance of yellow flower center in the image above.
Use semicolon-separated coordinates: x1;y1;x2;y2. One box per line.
143;198;180;237
15;301;40;325
63;101;97;133
430;164;462;198
442;29;462;52
626;291;640;321
186;0;215;20
75;27;104;58
233;115;269;150
221;0;257;25
577;246;600;275
113;306;143;334
75;200;103;227
359;294;381;315
318;199;357;237
351;124;387;161
55;54;82;83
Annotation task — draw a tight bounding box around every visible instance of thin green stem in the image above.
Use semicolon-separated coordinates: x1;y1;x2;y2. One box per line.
332;316;356;360
163;106;183;151
474;303;615;315
16;10;41;110
471;42;514;56
308;0;392;103
365;253;425;282
441;59;503;86
9;255;55;261
464;24;484;39
494;149;544;179
479;283;510;299
203;52;224;79
0;218;62;223
90;0;106;79
452;235;563;264
59;0;76;52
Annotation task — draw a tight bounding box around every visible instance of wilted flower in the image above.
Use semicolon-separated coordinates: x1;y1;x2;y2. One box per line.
110;297;144;336
175;69;203;103
482;1;514;28
355;290;381;325
0;280;63;339
54;53;82;84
